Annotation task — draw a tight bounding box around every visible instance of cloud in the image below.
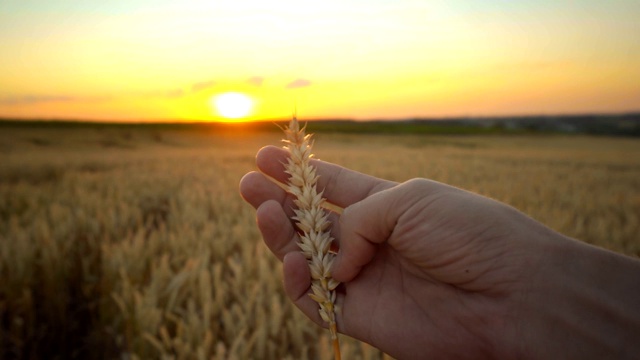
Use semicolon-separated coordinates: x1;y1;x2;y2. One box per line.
247;76;264;87
494;60;574;72
191;80;216;92
0;95;111;106
139;88;185;99
0;87;188;106
165;89;184;98
286;78;312;89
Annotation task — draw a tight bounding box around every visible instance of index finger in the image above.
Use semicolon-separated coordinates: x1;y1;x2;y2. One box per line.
256;145;396;208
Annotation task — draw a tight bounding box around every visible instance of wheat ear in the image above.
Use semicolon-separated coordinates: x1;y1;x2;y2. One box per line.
281;116;341;360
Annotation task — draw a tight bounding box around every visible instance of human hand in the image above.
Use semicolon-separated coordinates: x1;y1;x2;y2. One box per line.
240;145;640;359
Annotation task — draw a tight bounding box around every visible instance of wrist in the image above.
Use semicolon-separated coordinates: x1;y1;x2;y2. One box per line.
513;234;640;359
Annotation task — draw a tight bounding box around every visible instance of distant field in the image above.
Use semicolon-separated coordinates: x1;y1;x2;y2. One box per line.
1;124;638;358
2;112;639;135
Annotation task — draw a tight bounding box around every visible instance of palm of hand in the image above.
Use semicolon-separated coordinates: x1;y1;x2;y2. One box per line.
240;147;538;359
335;182;527;359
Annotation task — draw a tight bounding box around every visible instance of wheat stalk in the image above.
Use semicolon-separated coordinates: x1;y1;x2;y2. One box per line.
281;116;341;360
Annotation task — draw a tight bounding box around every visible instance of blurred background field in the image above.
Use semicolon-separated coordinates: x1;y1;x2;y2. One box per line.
0;122;638;359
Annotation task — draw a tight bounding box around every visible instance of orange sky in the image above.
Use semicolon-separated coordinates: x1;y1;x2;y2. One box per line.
1;0;639;122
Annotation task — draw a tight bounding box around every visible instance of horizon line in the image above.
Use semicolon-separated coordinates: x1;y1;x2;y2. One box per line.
1;111;639;125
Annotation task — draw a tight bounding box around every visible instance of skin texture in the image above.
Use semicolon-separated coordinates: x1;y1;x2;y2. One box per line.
239;145;640;359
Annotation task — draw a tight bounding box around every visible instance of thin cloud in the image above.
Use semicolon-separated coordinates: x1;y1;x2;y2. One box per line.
165;89;184;98
247;76;264;87
140;88;185;99
191;80;216;92
495;60;574;71
286;79;311;89
0;95;111;105
0;88;188;106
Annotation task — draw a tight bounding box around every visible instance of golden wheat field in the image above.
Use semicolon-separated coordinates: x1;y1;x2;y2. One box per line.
0;124;639;359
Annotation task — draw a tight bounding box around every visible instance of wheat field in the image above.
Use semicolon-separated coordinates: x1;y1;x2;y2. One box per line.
0;124;638;359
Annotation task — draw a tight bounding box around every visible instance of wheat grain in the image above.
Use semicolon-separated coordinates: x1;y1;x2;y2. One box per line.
281;116;342;360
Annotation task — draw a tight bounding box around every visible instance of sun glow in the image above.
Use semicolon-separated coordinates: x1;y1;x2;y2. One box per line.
1;2;639;121
212;92;254;120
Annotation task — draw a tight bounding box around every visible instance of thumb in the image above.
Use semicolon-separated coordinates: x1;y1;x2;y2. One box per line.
332;181;420;282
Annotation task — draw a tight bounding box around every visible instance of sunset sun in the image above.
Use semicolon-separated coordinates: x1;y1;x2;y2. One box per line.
212;92;253;120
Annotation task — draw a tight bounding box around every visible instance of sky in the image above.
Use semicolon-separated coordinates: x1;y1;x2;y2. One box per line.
0;0;639;122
